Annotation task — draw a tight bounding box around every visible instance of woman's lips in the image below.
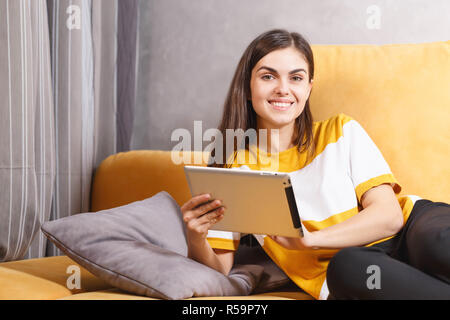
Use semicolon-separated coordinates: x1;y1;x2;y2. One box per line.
268;100;293;111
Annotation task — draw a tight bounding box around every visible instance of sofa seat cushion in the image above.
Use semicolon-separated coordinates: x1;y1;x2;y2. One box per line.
59;288;157;300
0;255;112;300
59;288;314;300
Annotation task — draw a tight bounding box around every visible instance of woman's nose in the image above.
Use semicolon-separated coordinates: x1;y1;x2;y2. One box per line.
274;79;290;95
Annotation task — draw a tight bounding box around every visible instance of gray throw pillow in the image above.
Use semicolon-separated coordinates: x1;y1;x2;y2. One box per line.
41;191;264;300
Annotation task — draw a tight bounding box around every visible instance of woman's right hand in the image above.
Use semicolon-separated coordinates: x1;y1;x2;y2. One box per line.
181;193;225;242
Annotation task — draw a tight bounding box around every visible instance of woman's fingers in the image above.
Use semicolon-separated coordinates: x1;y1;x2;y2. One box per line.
186;207;225;234
182;194;225;228
199;206;225;226
181;194;226;241
184;199;222;221
269;235;312;250
189;206;225;227
181;193;211;212
269;235;296;250
195;199;223;217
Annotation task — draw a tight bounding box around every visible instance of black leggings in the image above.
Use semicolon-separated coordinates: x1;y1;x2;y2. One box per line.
327;199;450;300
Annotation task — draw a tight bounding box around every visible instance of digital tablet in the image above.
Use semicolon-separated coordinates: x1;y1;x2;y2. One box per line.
184;166;303;238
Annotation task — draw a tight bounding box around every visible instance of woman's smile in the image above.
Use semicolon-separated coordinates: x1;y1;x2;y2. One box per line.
267;98;295;111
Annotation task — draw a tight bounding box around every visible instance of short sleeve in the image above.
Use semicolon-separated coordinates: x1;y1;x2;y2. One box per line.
344;119;402;203
206;230;241;251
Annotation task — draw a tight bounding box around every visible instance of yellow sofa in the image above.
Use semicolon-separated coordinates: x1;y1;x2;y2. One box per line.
0;40;448;300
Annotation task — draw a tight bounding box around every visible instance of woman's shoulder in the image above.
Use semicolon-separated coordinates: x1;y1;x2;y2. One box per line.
313;113;355;128
312;113;356;139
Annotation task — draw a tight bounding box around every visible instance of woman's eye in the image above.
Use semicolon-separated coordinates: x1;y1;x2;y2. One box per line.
261;75;303;81
261;74;274;80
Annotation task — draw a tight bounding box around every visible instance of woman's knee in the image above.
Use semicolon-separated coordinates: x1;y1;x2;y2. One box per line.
328;247;362;276
407;207;450;257
411;223;450;257
327;247;382;299
407;206;450;279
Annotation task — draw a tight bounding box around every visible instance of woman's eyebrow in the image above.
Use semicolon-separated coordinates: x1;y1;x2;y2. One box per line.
256;66;307;75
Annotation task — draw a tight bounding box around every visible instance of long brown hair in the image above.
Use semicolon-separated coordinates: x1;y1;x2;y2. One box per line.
208;29;315;168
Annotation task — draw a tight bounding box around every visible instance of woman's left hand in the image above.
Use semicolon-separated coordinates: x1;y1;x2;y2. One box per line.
268;227;317;250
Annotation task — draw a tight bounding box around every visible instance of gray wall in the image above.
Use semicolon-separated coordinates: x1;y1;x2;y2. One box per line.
131;0;450;151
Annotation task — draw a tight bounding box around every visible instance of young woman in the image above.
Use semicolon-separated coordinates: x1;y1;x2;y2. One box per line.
180;29;450;300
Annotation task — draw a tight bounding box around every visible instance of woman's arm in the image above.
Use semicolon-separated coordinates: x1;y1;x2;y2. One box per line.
308;183;404;249
270;183;404;250
187;237;234;275
181;194;234;275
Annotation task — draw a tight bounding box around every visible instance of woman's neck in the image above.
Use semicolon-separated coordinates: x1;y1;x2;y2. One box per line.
256;122;295;154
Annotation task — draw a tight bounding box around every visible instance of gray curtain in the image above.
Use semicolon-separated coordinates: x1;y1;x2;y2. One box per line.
0;0;138;262
0;0;55;261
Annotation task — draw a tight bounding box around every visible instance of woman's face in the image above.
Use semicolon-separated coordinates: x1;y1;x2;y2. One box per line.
249;47;313;131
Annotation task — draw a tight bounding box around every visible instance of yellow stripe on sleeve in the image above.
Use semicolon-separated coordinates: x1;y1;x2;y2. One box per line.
206;238;240;251
355;173;402;204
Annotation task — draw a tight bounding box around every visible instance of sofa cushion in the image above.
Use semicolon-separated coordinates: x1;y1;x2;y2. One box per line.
310;41;450;203
41;191;265;300
0;256;112;300
59;287;314;300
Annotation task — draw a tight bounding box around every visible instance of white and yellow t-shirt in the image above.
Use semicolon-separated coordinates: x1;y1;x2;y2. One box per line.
206;113;421;300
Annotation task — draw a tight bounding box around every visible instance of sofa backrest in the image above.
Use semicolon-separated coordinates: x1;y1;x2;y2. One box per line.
91;150;204;211
310;41;449;203
91;41;449;211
